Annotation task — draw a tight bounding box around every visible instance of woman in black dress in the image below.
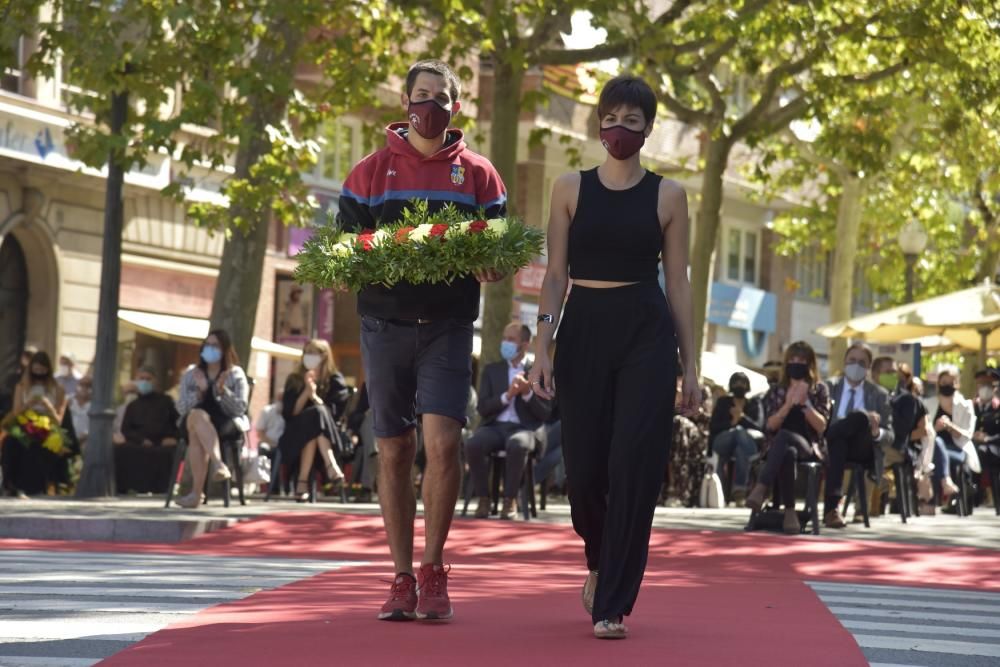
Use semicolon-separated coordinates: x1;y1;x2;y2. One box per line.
279;339;350;501
529;75;699;640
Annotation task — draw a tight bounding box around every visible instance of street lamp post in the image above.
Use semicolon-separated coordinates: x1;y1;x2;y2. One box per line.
898;220;929;303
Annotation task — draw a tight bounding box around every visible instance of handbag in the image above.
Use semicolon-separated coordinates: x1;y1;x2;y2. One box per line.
699;471;725;508
331;425;356;464
242;454;271;485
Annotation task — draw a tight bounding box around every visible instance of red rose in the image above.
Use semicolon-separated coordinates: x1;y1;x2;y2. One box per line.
395;226;415;242
358;229;375;252
429;223;449;239
468;220;488;234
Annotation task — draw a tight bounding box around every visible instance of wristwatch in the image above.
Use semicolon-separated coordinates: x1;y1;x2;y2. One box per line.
537;313;554;324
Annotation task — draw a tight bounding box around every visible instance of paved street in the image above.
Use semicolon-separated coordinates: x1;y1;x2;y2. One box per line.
0;497;997;666
0;550;359;666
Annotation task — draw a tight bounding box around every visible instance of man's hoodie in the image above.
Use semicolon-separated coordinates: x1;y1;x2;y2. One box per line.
337;123;507;322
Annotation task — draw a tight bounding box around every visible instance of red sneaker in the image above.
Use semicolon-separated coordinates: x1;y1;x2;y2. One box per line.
377;573;417;621
416;563;453;621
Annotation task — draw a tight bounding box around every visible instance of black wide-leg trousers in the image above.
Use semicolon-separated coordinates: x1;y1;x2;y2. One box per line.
554;281;678;624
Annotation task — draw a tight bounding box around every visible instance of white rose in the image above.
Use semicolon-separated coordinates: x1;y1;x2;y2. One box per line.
486;219;507;234
331;243;352;257
409;223;435;242
372;229;390;245
337;232;357;245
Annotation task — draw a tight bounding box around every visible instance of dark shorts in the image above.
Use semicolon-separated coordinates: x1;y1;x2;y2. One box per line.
360;316;473;439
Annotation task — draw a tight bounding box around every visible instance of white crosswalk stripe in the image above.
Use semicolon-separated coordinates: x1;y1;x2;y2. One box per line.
809;581;1000;667
0;549;362;667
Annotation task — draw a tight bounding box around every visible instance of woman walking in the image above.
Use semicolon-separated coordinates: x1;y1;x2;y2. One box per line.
529;75;699;640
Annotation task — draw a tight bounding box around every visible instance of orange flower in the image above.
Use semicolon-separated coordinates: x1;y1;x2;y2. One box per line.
395;226;415;242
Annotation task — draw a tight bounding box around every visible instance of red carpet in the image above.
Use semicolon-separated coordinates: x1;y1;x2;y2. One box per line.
4;514;999;666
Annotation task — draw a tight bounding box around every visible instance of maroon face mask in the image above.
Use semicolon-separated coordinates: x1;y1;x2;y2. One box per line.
407;100;452;139
600;125;646;160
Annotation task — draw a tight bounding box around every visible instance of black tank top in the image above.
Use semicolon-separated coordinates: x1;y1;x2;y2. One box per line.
568;167;663;282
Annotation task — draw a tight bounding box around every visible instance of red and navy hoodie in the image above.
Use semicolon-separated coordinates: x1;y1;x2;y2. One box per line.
336;122;508;322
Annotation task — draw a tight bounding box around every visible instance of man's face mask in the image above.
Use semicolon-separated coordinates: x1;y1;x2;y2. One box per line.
407;99;452;139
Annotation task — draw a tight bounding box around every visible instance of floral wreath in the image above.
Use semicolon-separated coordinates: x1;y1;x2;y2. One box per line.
294;200;545;291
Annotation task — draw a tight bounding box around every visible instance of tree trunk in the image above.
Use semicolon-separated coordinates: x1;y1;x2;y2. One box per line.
689;138;731;362
827;176;865;374
77;89;128;498
480;59;523;365
208;20;302;364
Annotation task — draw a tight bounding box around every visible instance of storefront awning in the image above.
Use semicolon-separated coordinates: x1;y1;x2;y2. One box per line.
118;309;302;360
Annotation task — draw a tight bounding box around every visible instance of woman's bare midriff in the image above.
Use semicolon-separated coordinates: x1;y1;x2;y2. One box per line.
573;279;640;289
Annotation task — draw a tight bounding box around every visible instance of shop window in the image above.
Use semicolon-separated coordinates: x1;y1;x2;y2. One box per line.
724;226;759;286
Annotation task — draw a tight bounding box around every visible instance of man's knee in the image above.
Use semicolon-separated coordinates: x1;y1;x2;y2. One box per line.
378;433;416;467
506;431;535;454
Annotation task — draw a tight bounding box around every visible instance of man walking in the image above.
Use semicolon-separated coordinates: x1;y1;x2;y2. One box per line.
336;60;507;622
465;322;552;519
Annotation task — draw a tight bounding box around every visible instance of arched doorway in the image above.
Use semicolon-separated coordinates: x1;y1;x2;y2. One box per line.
0;234;28;415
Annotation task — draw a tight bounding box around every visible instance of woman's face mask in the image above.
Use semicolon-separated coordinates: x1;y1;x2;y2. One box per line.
599;125;647;160
786;362;809;381
201;345;223;364
978;385;995;402
302;353;323;371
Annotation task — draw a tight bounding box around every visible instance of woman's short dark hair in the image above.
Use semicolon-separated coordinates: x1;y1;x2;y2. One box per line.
406;60;461;103
199;329;240;371
597;75;657;125
729;372;749;391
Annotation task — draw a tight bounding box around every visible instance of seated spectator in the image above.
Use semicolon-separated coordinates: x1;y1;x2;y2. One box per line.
54;353;83;398
1;345;37;418
822;343;893;527
925;367;979;509
748;341;831;534
346;382;376;502
465;322;552;519
255;390;285;450
708;372;764;505
172;330;250;509
1;351;69;497
881;362;935;506
665;415;708;507
278;339;350;502
115;366;180;494
664;380;709;507
973;369;993;419
973;369;1000;507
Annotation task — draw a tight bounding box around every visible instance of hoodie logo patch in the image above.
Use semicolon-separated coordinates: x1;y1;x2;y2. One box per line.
450;165;465;186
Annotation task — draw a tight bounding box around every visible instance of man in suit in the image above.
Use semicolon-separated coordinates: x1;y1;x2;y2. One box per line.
465;322;552;519
823;343;894;528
